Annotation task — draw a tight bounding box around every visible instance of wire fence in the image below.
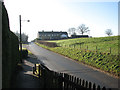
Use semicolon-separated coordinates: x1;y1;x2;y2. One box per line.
59;44;115;55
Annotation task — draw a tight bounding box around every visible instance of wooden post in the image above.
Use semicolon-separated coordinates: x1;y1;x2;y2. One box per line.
43;68;46;88
110;47;111;54
71;76;74;89
96;46;97;52
80;79;81;85
93;83;96;90
87;46;88;50
19;15;22;63
38;64;41;77
58;73;63;89
89;82;92;90
33;67;35;74
85;81;88;88
97;85;100;90
80;44;81;49
76;78;79;88
82;79;85;87
102;87;106;90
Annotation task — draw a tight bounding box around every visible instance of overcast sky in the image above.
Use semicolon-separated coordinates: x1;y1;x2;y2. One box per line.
4;0;119;41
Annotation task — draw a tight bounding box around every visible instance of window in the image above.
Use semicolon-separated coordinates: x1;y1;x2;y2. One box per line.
48;34;50;36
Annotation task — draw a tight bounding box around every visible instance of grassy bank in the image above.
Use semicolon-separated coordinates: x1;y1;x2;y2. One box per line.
35;36;120;77
48;36;119;55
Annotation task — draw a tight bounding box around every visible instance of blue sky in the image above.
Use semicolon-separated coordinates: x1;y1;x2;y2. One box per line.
62;2;118;36
4;0;119;41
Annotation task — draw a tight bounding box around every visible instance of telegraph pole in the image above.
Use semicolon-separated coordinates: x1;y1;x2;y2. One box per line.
19;15;30;63
19;15;22;63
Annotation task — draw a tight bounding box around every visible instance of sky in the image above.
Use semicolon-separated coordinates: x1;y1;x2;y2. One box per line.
4;0;119;41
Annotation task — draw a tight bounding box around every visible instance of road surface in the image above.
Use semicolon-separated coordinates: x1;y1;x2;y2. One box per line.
25;42;119;88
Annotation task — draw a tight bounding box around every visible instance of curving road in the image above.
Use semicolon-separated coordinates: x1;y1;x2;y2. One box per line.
26;42;119;89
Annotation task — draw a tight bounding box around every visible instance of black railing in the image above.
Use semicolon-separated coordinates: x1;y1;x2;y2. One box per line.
33;64;111;90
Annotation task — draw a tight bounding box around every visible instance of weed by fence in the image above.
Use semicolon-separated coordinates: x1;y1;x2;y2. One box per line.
33;64;111;90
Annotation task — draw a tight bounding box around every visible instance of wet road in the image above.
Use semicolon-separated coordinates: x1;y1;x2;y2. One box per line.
26;42;119;88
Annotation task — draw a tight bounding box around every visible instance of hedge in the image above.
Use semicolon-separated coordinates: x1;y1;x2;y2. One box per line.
2;2;20;88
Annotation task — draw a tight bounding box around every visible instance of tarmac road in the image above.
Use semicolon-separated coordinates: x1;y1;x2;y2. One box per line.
26;42;119;89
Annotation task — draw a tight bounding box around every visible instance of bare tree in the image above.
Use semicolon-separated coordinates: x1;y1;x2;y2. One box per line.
68;27;76;36
77;24;90;35
14;31;28;43
105;29;113;36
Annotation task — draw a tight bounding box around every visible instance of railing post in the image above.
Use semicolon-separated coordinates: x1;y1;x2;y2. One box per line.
85;81;88;88
102;87;106;90
97;85;100;90
82;79;85;87
93;83;96;90
58;73;63;89
89;82;92;90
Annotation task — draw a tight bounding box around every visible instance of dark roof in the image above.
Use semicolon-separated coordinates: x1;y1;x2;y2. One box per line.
71;35;88;38
38;31;68;34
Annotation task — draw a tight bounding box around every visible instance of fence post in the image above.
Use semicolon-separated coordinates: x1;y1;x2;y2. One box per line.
79;78;82;85
71;76;74;89
58;73;63;89
88;82;92;90
33;67;35;74
82;79;85;87
87;46;88;50
76;78;79;89
38;65;41;77
93;83;96;90
64;73;67;89
66;74;69;90
74;77;77;89
42;68;46;89
80;44;81;49
85;81;88;88
96;46;97;52
102;87;106;90
110;47;111;54
97;85;100;90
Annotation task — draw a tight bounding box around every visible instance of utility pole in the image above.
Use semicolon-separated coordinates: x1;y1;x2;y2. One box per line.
19;15;30;63
19;15;22;63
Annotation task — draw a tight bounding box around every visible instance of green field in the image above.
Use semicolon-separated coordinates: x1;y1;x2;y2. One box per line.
35;36;120;77
48;36;119;55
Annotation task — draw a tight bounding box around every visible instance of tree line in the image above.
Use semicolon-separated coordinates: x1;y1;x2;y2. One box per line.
68;24;90;36
14;31;28;43
68;24;113;37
